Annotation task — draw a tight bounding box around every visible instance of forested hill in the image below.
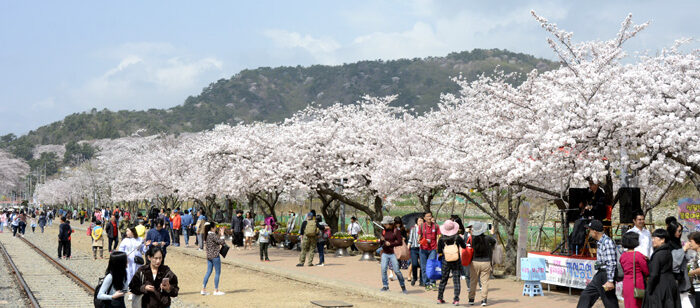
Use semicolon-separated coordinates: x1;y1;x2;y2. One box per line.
3;48;558;156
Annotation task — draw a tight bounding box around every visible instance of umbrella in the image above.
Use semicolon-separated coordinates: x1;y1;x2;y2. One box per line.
401;212;425;231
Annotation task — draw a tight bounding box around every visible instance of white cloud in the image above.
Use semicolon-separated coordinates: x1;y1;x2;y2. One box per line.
264;29;340;64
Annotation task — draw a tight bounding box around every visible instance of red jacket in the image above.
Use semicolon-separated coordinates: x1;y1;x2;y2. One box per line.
172;214;182;230
419;222;440;250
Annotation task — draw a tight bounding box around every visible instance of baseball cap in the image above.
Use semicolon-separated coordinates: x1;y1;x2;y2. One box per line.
587;220;604;232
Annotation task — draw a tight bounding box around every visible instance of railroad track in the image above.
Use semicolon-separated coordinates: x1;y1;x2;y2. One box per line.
0;234;94;307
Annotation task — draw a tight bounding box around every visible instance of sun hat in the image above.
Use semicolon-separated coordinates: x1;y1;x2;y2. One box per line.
440;220;459;236
381;216;394;225
472;221;488;236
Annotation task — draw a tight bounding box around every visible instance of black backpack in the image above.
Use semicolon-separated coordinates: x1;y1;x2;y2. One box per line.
93;276;112;308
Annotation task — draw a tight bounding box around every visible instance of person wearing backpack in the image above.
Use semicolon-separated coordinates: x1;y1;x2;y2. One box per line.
436;220;467;305
95;251;128;308
297;213;321;267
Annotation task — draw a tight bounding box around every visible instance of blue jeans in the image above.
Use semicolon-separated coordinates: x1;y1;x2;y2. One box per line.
317;241;325;264
381;253;405;288
410;247;422;282
203;257;221;289
419;249;437;285
183;227;189;246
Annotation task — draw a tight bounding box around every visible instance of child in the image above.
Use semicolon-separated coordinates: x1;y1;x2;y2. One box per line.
259;224;271;261
30;214;37;233
92;220;105;260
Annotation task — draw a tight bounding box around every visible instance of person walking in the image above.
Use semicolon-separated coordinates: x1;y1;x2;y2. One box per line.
297;213;321;267
408;216;424;286
378;216;408;294
96;251;128;308
181;210;194;247
348;216;363;252
146;219;171;262
18;211;27;235
58;216;73;259
118;227;147;285
259;223;271;261
316;221;330;266
231;210;244;249
129;247;179;308
29;214;36;233
419;212;440;290
576;220;619;308
642;228;681;308
437;220;467;305
0;211;6;233
468;221;496;306
171;209;182;247
243;212;255;250
38;212;47;233
201;223;226;296
92;220;105;260
620;232;648;308
196;213;207;251
105;215;119;253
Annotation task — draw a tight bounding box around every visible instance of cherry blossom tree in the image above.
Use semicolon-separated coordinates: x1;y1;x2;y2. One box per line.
0;149;29;196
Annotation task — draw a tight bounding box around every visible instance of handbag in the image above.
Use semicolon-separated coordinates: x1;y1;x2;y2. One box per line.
395;241;410;261
461;236;474;266
633;251;645;299
134;256;145;265
219;244;230;258
426;256;443;280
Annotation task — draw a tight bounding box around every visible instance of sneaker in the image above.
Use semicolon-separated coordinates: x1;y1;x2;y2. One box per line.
200;291;209;295
431;284;438;291
461;275;466;280
296;263;304;267
401;286;407;294
481;299;487;306
380;286;389;292
425;285;432;291
411;279;416;286
437;299;446;304
265;259;271;262
468;299;475;305
213;291;225;296
317;263;324;267
453;301;459;306
307;264;314;267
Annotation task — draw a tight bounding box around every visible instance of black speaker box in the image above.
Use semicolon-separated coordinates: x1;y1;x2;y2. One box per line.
618;187;641;224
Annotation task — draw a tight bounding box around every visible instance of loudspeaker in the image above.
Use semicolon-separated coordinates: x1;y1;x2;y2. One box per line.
567;188;589;222
618;187;641;224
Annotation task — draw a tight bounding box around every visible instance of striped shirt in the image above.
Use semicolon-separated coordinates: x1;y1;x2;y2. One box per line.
408;225;420;248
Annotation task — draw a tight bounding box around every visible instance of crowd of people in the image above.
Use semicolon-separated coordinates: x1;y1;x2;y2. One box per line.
577;211;700;308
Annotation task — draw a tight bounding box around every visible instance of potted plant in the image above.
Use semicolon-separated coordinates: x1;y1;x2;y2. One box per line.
288;228;301;244
330;232;355;257
215;223;233;237
355;235;380;261
272;229;286;244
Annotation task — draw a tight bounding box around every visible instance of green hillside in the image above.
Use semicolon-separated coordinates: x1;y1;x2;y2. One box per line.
1;48;558;159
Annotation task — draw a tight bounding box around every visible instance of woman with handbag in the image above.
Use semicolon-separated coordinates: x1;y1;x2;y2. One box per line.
620;231;648;308
118;227;148;286
378;216;407;294
436;220;467;305
201;222;226;296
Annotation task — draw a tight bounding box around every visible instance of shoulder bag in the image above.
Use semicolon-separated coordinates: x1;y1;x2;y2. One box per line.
633;252;645;299
219;243;230;258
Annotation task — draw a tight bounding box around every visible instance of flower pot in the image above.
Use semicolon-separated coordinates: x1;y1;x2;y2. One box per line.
272;233;285;246
288;235;300;244
355;241;380;261
330;238;354;257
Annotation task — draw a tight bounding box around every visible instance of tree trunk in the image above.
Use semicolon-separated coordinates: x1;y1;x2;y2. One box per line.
317;190;339;234
317;188;384;236
255;190;281;223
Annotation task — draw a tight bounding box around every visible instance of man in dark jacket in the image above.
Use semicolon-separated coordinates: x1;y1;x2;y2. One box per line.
104;215;119;252
583;181;607;221
146;218;171;262
231;210;244;248
57;216;72;259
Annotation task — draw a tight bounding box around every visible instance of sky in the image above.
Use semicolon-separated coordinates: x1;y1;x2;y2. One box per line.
0;0;698;136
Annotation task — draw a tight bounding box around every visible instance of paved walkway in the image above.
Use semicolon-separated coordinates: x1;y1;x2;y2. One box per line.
169;240;598;307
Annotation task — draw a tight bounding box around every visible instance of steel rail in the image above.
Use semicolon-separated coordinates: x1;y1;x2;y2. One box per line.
18;236;96;294
0;239;41;308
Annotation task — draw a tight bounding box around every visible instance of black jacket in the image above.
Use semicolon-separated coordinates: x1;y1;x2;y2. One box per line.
643;243;681;308
584;188;607;221
231;215;243;233
129;264;179;308
58;222;72;241
104;220;117;239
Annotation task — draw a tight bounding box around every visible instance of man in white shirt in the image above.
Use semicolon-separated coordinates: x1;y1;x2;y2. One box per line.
347;216;362;251
626;211;652;258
